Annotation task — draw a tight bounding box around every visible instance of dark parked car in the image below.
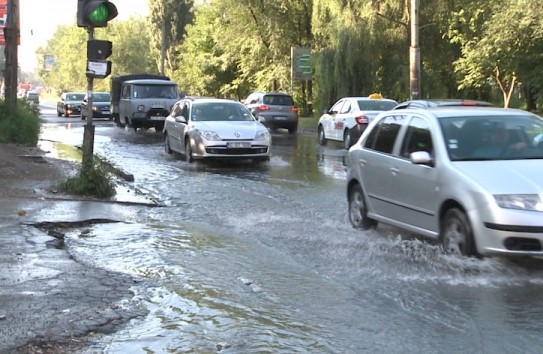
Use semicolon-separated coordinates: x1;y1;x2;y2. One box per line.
57;92;85;117
243;91;298;134
24;91;40;106
81;92;112;120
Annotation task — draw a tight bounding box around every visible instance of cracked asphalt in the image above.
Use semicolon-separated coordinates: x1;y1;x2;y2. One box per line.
0;143;154;353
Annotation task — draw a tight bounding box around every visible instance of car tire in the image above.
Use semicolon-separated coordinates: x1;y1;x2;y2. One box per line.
57;109;61;117
164;134;173;155
184;138;194;163
343;129;352;150
318;125;327;146
288;125;298;135
441;208;479;257
348;184;377;230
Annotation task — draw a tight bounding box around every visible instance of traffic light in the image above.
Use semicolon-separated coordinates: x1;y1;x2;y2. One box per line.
87;39;112;59
77;0;118;28
86;40;113;78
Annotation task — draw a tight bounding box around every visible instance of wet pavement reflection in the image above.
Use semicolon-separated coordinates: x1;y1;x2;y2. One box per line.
33;115;543;353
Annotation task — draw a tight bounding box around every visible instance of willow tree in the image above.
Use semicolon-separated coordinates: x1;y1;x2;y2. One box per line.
147;0;194;77
311;0;408;110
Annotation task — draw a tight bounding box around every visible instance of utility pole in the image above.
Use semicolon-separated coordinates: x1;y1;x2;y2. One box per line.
409;0;420;100
3;0;18;107
83;27;95;170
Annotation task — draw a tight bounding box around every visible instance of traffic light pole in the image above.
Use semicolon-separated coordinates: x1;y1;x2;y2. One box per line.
82;26;95;171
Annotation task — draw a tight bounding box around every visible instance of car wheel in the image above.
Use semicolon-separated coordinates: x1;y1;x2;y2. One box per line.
288;125;298;135
348;184;377;230
441;208;478;257
318;125;327;146
343;129;352;150
184;138;194;163
57;109;61;117
164;134;173;155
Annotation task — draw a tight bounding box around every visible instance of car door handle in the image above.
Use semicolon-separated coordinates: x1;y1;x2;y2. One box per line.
390;167;400;175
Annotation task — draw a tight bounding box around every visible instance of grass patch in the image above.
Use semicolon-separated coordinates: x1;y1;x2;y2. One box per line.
60;157;117;199
0;100;41;145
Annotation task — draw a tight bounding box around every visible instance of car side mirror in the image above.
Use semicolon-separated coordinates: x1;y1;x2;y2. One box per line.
257;116;266;124
250;99;257;104
410;151;434;167
175;115;187;123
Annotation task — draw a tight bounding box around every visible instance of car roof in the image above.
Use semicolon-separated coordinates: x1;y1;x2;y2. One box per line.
391;106;536;118
190;98;243;104
394;99;493;109
125;79;175;85
344;96;397;102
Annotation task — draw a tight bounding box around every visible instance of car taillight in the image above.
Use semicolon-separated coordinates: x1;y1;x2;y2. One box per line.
355;115;369;125
258;105;270;111
291;106;298;112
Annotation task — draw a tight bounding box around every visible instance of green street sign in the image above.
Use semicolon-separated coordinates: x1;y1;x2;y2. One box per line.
292;47;312;81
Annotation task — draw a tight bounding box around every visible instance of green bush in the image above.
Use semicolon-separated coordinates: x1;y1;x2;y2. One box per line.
0;100;41;145
60;158;117;199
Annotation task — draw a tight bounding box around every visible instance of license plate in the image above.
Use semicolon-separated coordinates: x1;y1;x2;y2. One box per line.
102;110;110;114
150;116;165;121
275;116;288;120
227;142;251;148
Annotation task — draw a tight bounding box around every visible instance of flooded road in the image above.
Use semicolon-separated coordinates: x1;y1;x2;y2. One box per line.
36;107;543;353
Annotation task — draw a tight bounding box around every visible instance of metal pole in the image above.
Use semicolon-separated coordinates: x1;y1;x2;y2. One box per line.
161;18;165;76
82;27;95;170
3;0;18;107
409;0;420;100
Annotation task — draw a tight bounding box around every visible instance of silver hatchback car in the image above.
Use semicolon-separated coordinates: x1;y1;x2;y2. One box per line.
346;106;543;257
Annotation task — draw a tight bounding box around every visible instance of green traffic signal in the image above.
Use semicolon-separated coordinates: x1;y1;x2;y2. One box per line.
77;0;118;28
89;4;110;24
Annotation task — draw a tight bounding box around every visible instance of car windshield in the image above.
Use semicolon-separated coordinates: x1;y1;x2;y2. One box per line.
93;93;110;102
357;100;397;111
68;93;85;101
133;85;178;99
191;102;255;122
262;95;293;106
439;114;543;161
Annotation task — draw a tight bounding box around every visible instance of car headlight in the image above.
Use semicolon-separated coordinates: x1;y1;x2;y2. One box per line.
199;130;222;141
255;129;270;140
494;194;543;211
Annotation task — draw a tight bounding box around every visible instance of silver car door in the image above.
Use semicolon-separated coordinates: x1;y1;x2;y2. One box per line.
390;115;440;233
359;114;406;219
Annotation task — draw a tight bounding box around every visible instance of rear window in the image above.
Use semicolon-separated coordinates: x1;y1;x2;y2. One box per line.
357;100;397;111
263;95;294;106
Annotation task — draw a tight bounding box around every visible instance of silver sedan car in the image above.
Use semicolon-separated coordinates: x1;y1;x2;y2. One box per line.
163;97;271;163
346;106;543;257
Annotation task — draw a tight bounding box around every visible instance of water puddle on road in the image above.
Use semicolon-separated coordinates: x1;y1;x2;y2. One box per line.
64;221;345;353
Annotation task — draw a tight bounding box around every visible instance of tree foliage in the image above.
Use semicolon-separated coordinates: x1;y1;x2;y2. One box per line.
37;17;154;93
36;0;543;111
147;0;194;77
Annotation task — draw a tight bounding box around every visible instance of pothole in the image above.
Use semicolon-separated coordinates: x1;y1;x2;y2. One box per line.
29;219;121;249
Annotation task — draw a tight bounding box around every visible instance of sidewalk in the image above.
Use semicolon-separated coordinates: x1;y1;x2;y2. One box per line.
0;143;155;353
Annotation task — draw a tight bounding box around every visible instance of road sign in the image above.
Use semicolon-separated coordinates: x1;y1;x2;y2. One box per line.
291;47;312;81
44;55;54;71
